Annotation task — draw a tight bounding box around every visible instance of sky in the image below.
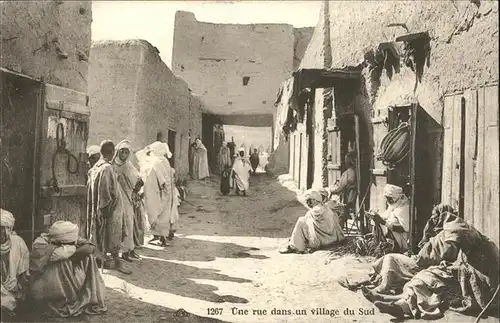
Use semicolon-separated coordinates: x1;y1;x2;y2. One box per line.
92;1;322;67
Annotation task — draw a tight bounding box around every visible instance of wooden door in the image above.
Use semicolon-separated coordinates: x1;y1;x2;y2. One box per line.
442;85;499;246
441;93;464;211
40;86;90;237
0;70;43;245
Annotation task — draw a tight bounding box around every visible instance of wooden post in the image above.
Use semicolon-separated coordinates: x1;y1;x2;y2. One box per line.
354;115;364;233
32;77;45;243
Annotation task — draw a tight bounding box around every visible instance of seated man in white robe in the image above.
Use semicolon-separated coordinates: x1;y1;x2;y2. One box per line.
280;190;344;254
367;184;410;252
1;209;29;318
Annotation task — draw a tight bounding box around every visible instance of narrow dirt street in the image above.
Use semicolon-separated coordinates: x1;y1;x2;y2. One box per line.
39;174;496;323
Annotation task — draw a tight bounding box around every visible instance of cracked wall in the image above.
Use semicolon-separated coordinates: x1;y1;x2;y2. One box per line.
88;40;203;180
1;1;92;93
298;0;498;194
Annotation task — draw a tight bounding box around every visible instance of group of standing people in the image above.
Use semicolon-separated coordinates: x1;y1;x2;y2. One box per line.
86;139;181;274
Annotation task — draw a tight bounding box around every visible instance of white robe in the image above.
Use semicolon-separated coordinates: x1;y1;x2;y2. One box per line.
379;199;410;251
231;157;251;191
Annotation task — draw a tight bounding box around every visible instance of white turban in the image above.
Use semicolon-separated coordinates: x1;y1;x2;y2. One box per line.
384;184;404;199
48;221;79;243
147;141;172;158
238;147;245;153
86;145;100;156
304;189;322;203
0;209;15;228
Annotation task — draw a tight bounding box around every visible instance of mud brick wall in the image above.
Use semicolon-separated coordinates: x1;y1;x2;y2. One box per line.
88;40;203;180
1;1;92;93
299;0;499;193
172;11;313;116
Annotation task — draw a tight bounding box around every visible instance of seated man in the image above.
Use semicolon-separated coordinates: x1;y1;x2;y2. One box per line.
29;221;107;317
280;189;344;254
367;184;410;253
1;209;29;318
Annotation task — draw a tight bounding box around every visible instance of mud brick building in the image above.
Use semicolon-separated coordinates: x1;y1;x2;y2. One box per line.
274;1;499;248
88;40;204;179
1;1;93;242
172;11;313;173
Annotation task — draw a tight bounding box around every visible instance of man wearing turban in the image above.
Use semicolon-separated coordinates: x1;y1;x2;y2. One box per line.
136;141;180;246
86;140;131;274
231;147;252;196
113;140;145;260
1;209;29;317
367;184;410;252
280;189;344;254
29;221;107;317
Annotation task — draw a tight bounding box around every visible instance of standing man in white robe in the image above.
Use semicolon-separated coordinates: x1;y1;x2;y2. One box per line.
231;147;251;196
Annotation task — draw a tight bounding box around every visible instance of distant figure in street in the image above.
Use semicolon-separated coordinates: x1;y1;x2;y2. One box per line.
86;140;131;274
112;140;144;261
137;141;179;246
250;149;260;174
217;141;232;174
192;138;210;180
29;221;107;317
231;148;251;196
280;189;344;254
227;139;236;164
1;209;29;317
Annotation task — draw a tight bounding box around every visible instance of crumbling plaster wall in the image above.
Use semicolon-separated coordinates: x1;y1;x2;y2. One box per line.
172;11;311;117
88;40;203;180
1;1;92;93
327;0;499;121
298;0;498;190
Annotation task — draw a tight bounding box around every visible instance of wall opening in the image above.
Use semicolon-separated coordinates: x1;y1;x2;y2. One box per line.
242;76;250;86
167;130;176;167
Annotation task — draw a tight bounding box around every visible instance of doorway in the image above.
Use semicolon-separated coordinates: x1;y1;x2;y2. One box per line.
1;70;43;245
168;129;176;167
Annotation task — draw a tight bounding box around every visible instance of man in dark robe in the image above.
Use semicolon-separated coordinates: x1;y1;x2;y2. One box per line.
86;140;131;274
250;149;260;175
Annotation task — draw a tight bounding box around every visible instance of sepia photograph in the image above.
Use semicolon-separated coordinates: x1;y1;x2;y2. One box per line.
0;0;499;322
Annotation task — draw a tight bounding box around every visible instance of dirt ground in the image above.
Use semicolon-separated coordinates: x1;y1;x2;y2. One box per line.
31;174;498;323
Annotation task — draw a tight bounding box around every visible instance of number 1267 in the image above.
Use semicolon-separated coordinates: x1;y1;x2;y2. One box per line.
207;308;223;315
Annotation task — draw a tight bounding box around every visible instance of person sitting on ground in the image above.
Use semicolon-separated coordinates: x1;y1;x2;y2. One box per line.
29;221;107;318
366;184;410;253
360;217;499;320
249;149;260;175
337;204;458;294
1;209;29;318
280;189;344;254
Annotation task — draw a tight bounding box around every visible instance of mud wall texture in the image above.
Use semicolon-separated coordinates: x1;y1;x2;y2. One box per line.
172;11;313;118
297;0;498;192
1;1;92;93
88;40;203;180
